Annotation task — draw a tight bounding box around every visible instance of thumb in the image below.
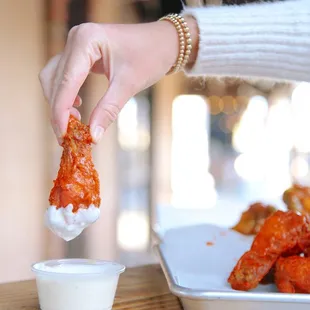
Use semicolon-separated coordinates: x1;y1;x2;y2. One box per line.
90;80;131;143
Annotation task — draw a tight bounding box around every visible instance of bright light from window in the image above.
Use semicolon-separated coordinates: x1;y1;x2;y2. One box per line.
291;156;309;178
234;153;265;181
232;96;268;153
117;210;149;251
118;97;138;133
265;98;293;152
292;82;310;103
118;98;150;151
292;83;310;153
171;95;217;209
232;95;291;196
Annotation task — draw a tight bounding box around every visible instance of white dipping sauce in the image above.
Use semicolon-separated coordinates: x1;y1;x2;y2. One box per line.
32;259;125;310
45;204;100;241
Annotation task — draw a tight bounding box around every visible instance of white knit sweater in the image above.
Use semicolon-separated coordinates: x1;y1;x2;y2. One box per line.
182;0;310;82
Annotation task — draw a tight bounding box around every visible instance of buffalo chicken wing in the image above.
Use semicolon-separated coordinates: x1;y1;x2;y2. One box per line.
275;256;310;293
46;115;101;241
228;211;310;291
232;203;276;236
283;184;310;216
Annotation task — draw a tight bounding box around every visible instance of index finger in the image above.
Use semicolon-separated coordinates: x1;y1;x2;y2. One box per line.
39;54;62;101
51;32;102;137
51;51;92;138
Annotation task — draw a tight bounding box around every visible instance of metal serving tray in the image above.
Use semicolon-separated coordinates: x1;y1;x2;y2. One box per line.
154;224;310;310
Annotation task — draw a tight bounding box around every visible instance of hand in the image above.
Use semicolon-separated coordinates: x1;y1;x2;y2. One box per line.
39;21;180;144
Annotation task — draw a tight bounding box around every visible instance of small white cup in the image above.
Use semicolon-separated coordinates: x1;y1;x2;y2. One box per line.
32;259;125;310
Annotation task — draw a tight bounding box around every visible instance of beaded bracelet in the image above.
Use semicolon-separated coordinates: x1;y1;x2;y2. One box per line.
159;13;193;75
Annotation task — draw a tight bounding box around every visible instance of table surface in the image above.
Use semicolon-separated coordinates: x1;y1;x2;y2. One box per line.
0;264;183;309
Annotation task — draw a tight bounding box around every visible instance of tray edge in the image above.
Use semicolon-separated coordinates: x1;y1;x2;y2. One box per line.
154;244;310;304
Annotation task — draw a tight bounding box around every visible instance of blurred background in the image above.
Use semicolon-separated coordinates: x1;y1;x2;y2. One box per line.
1;0;309;283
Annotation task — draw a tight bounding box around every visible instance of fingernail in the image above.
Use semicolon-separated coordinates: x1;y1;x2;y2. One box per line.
74;96;82;107
91;125;104;143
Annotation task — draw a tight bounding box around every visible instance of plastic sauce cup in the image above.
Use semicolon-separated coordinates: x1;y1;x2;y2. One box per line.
31;259;125;310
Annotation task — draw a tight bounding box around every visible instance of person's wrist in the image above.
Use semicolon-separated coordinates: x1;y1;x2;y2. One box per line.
156;20;180;73
157;15;198;74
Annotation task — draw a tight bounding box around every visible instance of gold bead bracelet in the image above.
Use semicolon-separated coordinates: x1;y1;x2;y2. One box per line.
159;13;193;75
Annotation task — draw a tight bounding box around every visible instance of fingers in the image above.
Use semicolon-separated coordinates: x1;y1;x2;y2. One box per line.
70;107;82;121
73;96;82;107
89;78;131;143
39;53;83;144
39;54;82;109
51;24;102;141
51;54;89;140
91;60;104;74
39;54;61;101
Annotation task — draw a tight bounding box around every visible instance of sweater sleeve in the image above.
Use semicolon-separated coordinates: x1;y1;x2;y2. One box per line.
182;0;310;82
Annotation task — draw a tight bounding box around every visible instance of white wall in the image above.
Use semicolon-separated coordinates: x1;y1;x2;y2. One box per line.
0;0;47;283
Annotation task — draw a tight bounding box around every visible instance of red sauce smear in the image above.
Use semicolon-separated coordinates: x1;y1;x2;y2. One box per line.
49;115;101;213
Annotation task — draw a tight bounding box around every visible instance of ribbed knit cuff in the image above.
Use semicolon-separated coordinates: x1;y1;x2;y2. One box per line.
182;0;310;82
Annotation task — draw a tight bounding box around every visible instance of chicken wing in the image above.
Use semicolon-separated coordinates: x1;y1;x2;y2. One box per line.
275;256;310;293
283;184;310;216
232;202;276;236
46;115;101;241
228;211;309;291
49;115;100;210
